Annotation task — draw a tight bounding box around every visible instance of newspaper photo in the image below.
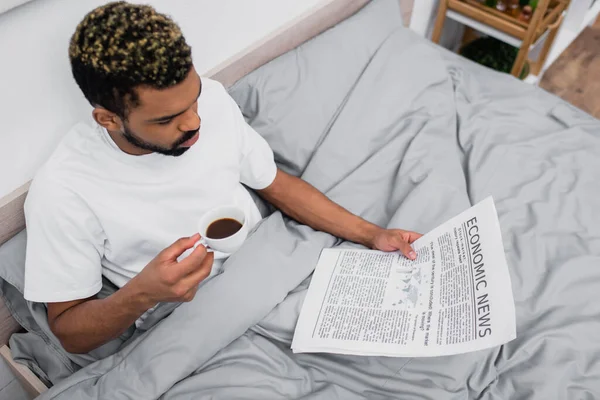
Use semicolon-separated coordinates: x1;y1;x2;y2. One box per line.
291;197;516;357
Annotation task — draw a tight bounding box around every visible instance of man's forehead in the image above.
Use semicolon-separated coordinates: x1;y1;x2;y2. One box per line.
134;70;201;116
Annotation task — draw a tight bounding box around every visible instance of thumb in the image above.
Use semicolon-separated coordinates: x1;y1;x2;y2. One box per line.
391;236;417;260
162;234;201;261
178;243;212;273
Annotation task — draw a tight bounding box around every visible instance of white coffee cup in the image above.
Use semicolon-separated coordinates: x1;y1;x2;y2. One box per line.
196;205;248;258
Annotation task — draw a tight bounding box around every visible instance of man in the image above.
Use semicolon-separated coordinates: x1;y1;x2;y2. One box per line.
23;1;422;354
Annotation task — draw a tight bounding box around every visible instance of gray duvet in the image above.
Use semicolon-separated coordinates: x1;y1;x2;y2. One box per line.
31;0;600;398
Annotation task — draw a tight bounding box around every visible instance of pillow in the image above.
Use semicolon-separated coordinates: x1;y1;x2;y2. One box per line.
228;0;404;177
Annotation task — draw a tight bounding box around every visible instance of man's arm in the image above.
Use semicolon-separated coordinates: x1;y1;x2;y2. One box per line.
47;234;213;354
258;170;421;258
48;283;155;354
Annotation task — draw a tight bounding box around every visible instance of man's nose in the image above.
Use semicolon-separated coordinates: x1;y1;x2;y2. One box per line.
178;109;200;132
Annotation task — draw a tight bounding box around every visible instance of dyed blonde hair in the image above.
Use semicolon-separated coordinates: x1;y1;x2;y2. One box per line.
69;1;193;116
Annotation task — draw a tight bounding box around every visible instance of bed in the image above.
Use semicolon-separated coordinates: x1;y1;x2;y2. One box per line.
1;0;600;399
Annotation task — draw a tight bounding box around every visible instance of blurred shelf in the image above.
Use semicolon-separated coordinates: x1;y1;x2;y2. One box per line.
447;9;553;48
433;0;570;78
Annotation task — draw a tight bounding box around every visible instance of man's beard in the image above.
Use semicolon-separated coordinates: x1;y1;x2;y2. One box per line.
122;125;199;157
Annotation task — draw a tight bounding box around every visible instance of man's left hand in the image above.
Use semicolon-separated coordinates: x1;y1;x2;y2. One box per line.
371;229;423;260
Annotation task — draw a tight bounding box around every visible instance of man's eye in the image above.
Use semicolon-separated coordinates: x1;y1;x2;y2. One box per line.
157;119;172;125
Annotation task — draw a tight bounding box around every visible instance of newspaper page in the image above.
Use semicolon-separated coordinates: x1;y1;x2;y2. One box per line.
291;197;516;357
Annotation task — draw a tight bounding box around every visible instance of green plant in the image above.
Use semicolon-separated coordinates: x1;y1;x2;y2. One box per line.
485;0;537;9
460;36;529;79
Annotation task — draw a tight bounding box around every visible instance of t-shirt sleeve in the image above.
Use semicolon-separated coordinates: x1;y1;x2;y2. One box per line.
23;178;105;303
227;93;277;190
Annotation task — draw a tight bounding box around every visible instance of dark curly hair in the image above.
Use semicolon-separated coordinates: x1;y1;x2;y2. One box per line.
69;1;193;118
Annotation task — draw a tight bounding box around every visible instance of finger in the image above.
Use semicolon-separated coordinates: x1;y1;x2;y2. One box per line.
182;285;199;302
177;243;210;274
390;235;417;260
406;231;424;244
186;250;214;279
180;251;214;287
162;234;201;261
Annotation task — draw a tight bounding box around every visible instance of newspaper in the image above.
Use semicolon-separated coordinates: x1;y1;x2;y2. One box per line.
291;197;516;357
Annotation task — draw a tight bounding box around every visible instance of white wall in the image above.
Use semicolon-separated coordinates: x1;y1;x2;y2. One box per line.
0;0;35;14
0;0;326;198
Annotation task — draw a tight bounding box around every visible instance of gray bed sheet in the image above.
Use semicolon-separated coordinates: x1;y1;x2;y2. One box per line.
16;0;600;398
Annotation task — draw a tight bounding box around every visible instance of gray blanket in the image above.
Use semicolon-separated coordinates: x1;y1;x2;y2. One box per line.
36;5;600;400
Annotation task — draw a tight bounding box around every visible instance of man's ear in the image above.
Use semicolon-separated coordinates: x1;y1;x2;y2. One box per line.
92;108;123;132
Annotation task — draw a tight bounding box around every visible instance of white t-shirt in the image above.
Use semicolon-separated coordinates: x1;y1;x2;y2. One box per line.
23;78;277;303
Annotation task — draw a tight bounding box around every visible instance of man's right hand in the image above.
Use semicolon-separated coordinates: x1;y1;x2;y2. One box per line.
133;233;214;305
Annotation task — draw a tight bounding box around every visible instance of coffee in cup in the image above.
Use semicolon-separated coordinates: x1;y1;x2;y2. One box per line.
197;205;248;257
206;218;243;239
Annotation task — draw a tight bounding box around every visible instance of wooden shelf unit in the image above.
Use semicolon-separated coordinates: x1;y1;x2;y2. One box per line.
432;0;570;77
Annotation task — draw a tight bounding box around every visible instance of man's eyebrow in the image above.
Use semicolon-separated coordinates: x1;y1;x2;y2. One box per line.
147;81;203;123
